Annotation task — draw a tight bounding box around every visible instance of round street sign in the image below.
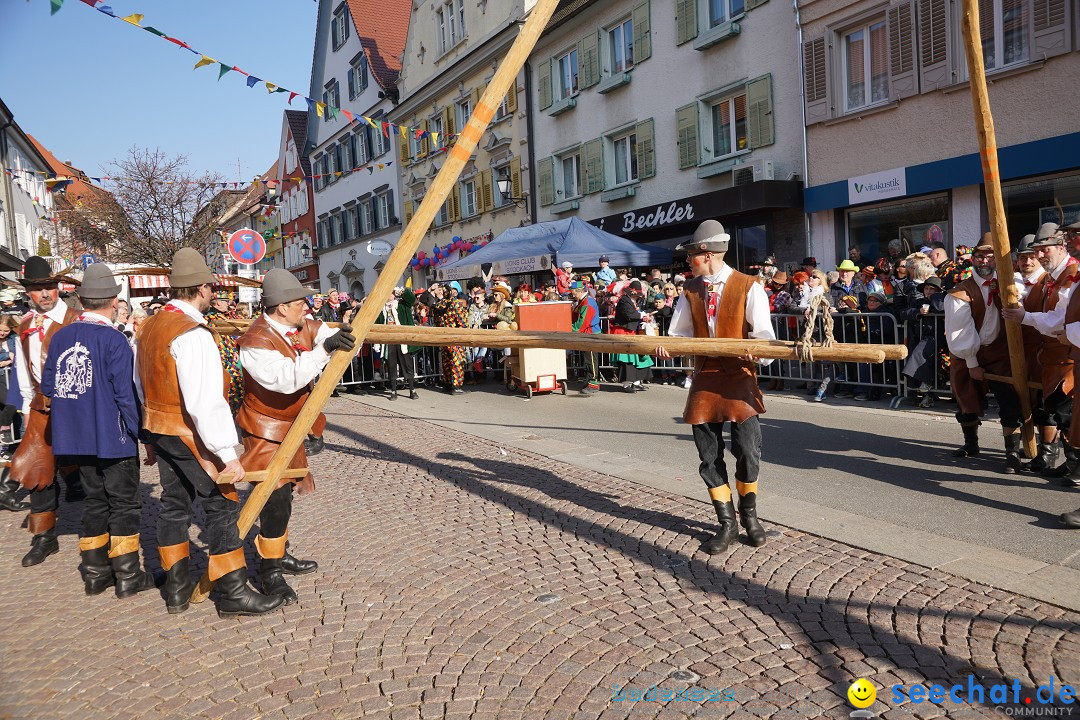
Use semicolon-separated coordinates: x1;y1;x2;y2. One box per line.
227;228;267;265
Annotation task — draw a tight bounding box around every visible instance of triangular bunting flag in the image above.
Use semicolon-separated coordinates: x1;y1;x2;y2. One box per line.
96;5;114;17
232;66;249;76
342;110;353;122
400;125;408;140
193;55;215;70
315;102;325;118
50;0;63;15
366;117;380;131
430;132;439;147
121;13;143;26
143;26;165;37
265;82;277;93
218;63;231;80
367;167;374;174
382;121;390;138
288;92;298;105
246;75;262;88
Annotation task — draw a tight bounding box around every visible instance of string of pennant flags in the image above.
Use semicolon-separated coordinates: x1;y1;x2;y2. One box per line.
49;0;460;148
4;160;394;190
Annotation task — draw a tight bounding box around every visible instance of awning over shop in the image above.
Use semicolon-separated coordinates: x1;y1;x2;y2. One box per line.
435;217;672;280
127;273;241;290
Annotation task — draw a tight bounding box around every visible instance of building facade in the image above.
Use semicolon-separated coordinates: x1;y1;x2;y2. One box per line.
390;0;532;285
276;110;320;291
529;0;805;273
0;98;53;273
799;0;1078;268
309;0;411;300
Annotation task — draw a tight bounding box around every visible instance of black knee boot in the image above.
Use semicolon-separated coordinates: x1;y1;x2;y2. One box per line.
211;549;284;618
1027;431;1060;472
701;498;739;555
22;512;59;567
1003;433;1025;474
738;492;767;547
259;558;298;605
78;535;115;595
108;535;158;599
0;468;28;511
953;423;980;458
159;542;193;614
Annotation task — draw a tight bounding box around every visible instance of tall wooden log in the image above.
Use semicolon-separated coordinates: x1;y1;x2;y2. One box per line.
189;0;563;604
959;0;1036;456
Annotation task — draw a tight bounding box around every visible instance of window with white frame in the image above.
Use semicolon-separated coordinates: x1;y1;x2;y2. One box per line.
375;193;390;229
456;97;472;131
341;137;353;171
557;152;581;200
285;141;298;173
707;0;745;28
842;18;888;111
437;200;450;225
348;54;369;99
322;81;340;123
330;213;342;245
359;201;374;235
556;49;579;100
495;94;510;120
430;115;444;150
343;206;357;240
612;132;638;186
436;0;465;54
982;0;1028;70
410;126;424;158
460;179;477;218
607;18;634;74
709;93;748;158
374;123;388;156
331;4;350;50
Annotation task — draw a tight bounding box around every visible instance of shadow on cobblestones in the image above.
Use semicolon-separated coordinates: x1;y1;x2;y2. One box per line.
327;418;1080;718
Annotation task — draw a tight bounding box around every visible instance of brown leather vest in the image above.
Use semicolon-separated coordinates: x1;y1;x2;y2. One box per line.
136;309;232;477
948;276;999;334
1063;280;1080;362
235;316;326;443
1021;272;1047;380
1039;262;1077;394
18;305;79;412
682;272;765;425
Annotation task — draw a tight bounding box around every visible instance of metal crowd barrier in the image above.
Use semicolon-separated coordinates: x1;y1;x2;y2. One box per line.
332;309;955;406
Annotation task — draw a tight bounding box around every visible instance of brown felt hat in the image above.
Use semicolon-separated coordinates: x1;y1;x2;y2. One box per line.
169;248;217;288
77;264;122;300
262;269;309;307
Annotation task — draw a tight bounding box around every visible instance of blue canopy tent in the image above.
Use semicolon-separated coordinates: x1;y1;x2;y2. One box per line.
434;217;672;281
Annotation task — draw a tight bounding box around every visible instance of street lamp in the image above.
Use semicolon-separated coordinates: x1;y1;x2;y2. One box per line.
300;242;311;261
496;170;527;208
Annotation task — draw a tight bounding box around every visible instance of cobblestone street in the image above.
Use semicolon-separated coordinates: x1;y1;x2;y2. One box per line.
1;398;1077;720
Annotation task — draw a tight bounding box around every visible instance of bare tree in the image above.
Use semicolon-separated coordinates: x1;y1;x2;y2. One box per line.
99;147;224;266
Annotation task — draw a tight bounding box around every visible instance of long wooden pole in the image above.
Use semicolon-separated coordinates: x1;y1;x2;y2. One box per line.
959;0;1036;456
189;0;562;604
360;326;904;362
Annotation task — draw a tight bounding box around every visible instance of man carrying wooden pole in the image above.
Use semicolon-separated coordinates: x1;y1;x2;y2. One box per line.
958;0;1037;457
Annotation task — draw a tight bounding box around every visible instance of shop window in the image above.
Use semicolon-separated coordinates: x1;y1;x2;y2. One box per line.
842;18;889;112
1001;173;1080;247
844;195;950;264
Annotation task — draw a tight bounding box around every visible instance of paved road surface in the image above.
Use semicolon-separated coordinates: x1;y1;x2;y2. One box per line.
0;396;1076;720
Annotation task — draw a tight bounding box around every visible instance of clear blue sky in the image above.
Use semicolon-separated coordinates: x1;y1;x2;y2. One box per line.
0;0;318;182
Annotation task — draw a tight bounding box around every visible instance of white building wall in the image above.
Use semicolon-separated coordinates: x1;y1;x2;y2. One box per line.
530;0;804;228
5;140;53;258
310;0;402;297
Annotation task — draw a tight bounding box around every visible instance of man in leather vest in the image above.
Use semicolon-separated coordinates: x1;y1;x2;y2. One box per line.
944;242;1024;472
1014;234;1054;471
656;220;775;554
11;256;83;567
41;265;157;598
136;249;283;617
235;269;355;605
1003;223;1078;482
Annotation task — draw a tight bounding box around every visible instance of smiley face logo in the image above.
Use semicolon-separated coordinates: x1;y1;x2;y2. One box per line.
847;678;876;709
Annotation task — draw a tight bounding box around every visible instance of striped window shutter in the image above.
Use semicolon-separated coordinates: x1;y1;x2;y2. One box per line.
802;36;830;125
917;0;951;92
449;184;461;222
510;156;523;199
675;103;699;169
583;139;604;193
676;0;698;45
634;119;656;179
746;75;774;148
579;31;601;88
403;197;414;226
538;59;553;110
506;80;519;114
888;1;918;99
398;135;409;164
443;106;456;137
538;157;555;206
420;120;430;155
633;0;652;62
479;169;493;212
1032;0;1072;59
